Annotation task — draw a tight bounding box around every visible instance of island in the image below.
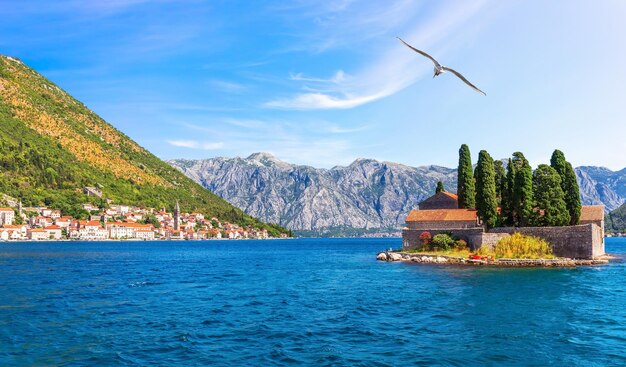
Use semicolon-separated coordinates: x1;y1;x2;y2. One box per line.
379;145;610;266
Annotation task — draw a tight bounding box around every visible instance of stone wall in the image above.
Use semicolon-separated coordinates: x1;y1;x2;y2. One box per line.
489;224;604;259
402;223;605;259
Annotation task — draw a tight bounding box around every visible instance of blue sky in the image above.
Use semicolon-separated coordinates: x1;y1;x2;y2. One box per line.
2;0;625;169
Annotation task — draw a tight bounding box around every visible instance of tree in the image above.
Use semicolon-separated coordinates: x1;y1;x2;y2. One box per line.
457;144;476;209
475;150;499;229
550;150;581;225
533;164;570;226
494;159;506;206
500;158;515;226
436;181;445;193
512;152;533;226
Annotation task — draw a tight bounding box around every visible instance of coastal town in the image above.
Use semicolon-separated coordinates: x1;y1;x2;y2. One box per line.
0;194;276;241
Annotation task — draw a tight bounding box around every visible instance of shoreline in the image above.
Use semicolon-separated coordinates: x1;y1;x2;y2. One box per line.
377;251;613;267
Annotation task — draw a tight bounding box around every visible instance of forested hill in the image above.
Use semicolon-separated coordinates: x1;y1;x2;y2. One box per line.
607;203;626;232
0;55;287;236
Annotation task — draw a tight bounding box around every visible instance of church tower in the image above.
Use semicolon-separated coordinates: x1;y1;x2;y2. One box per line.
174;200;180;230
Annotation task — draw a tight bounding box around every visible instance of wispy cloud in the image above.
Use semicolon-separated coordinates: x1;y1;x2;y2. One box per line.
265;1;488;110
167;140;224;150
289;70;346;83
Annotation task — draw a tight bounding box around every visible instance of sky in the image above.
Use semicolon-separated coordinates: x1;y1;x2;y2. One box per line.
1;0;625;170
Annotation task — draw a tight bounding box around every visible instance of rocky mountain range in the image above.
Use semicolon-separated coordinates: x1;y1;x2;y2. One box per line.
169;153;626;236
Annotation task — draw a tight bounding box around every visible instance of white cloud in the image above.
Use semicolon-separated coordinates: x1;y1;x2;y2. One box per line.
265;1;489;110
167;140;224;150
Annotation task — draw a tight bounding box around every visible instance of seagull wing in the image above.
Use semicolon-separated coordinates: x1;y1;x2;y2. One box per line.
396;37;442;68
442;66;486;96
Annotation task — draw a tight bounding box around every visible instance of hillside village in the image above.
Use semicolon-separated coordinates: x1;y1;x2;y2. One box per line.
0;193;277;241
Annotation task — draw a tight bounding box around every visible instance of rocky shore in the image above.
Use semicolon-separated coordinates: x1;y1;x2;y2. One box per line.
376;251;611;267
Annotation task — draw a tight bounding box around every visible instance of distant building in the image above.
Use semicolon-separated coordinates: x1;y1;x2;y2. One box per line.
0;208;15;226
83;186;103;198
418;192;459;210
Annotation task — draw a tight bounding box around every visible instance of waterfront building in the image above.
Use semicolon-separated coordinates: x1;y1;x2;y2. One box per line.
0;208;15;226
27;228;48;240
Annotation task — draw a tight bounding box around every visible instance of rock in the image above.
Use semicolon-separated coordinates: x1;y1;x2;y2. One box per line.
436;256;447;263
376;252;388;261
411;256;420;262
388;253;403;261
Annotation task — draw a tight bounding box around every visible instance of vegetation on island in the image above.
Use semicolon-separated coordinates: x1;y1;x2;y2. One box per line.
455;144;582;228
0;56;289;236
476;233;554;259
436;181;445;193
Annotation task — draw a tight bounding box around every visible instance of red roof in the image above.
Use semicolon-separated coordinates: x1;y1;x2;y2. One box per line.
406;209;477;222
580;205;604;222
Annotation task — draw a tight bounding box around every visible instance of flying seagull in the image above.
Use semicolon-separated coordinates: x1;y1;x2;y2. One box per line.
397;37;486;96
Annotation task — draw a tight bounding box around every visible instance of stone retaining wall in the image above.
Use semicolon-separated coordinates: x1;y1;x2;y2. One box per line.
489;224;604;259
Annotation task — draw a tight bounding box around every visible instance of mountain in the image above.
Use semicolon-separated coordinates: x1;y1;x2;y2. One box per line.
575;166;626;211
169;153;626;236
169;153;457;236
0;56;287;236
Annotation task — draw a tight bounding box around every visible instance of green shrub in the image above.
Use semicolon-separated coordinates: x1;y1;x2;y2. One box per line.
432;233;455;251
477;232;553;259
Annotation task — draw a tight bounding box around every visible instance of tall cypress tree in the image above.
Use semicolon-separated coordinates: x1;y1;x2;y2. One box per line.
550;150;582;225
475;150;498;229
533;164;570;226
436;181;445;193
512;152;533;226
501;158;516;226
457;144;476;209
494;159;506;206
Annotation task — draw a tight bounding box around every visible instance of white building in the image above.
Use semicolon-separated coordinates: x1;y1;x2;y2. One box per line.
0;208;15;226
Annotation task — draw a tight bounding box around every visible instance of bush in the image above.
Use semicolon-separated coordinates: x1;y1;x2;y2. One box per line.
477;232;553;259
419;231;432;249
454;239;468;251
432;233;455;251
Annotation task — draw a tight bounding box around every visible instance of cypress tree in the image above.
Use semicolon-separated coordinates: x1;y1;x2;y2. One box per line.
550;150;582;225
512;152;533;226
494;159;506;206
475;150;498;229
501;158;516;226
436;181;445;193
457;144;476;209
533;164;570;226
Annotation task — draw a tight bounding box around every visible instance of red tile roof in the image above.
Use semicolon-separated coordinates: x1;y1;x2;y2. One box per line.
406;209;478;222
580;205;604;222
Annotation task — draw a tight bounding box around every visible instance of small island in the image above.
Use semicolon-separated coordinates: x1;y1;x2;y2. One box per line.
379;145;609;267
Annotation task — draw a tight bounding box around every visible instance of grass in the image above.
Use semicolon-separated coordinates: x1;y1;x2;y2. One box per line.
401;248;472;258
476;232;555;259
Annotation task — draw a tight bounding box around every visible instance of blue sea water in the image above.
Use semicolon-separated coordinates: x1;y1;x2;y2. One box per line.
0;238;625;366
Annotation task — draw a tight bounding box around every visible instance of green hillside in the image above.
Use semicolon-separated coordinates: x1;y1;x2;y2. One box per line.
606;203;626;233
0;55;287;236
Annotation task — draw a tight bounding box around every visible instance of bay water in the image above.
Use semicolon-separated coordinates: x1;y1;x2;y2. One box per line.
1;238;625;366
